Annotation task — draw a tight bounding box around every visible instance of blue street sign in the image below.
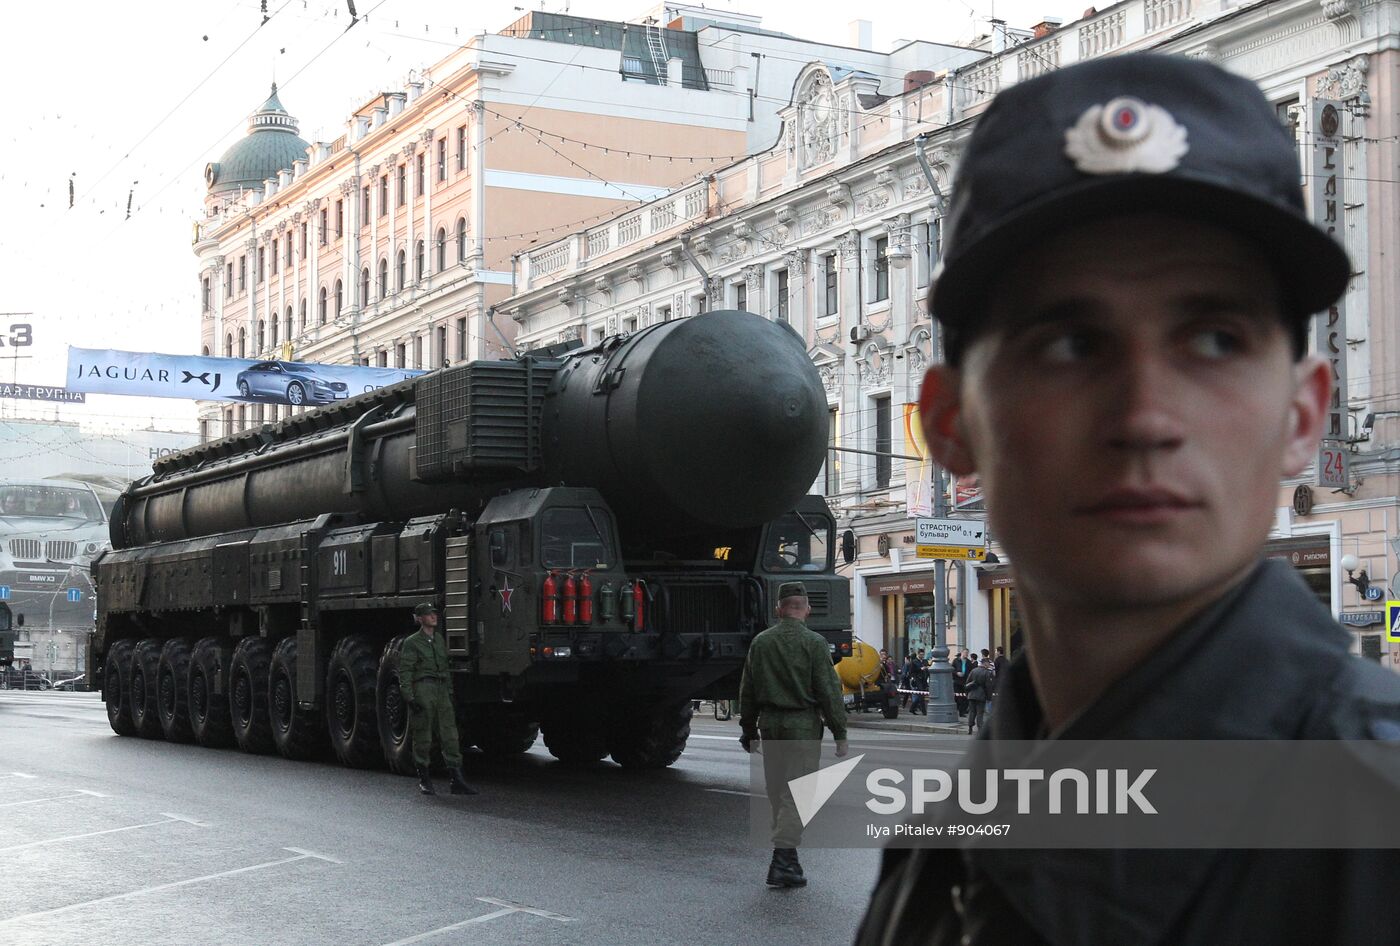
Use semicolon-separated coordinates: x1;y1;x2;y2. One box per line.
66;588;82;603
1388;601;1400;645
0;586;9;601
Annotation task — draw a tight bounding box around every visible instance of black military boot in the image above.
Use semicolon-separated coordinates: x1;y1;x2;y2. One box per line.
766;848;807;888
416;766;436;796
448;767;478;796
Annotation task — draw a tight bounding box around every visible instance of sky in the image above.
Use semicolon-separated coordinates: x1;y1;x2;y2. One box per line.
0;0;1079;434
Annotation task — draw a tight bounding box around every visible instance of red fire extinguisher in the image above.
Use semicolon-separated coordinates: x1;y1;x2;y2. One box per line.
578;571;594;624
542;571;559;625
561;572;578;625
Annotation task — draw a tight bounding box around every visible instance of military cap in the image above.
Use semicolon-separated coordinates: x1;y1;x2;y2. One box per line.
413;602;439;617
932;53;1350;363
777;581;808;601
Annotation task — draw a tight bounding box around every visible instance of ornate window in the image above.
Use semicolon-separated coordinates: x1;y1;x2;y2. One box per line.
796;69;838;170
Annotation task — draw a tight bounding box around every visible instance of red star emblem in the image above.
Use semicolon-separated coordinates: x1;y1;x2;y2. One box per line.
498;576;514;613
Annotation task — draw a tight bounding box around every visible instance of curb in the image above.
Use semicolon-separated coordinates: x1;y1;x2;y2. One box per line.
845;716;967;736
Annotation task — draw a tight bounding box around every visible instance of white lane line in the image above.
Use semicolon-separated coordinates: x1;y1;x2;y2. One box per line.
689;734;741;742
3;847;339;923
706;788;760;798
379;909;517;944
379;897;576;945
0;772;38;780
0;814;205;853
0;789;104;809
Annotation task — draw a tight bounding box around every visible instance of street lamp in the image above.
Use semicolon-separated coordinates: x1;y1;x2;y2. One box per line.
1340;553;1378;599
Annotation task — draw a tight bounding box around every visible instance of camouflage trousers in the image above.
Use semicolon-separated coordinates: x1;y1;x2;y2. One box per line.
759;709;825;849
409;683;462;768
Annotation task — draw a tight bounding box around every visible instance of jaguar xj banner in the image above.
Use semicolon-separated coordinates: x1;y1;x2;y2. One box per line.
67;348;425;407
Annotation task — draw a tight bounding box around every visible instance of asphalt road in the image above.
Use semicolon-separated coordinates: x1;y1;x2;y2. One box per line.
0;692;967;946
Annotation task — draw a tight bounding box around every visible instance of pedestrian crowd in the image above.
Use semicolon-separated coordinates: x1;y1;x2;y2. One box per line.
891;645;1007;732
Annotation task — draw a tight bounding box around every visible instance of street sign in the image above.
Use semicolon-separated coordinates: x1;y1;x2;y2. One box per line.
1317;443;1349;489
915;518;986;548
0;586;9;601
66;588;82;603
1388;601;1400;644
915;545;987;561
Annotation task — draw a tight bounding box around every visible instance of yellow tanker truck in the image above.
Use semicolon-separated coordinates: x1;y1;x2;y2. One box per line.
835;638;900;719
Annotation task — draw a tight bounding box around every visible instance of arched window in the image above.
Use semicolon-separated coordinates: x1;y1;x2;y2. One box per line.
456;218;467;263
414;240;424;282
435;227;446;272
378;258;388;298
257;319;266;351
224;333;232;357
202;345;210;357
334;278;343;317
299;299;307;334
270;315;278;348
285;306;293;344
360;267;370;307
318;287;327;324
396;250;406;291
238;327;246;358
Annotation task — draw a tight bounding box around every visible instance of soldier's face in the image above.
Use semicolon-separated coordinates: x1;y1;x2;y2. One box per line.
920;214;1329;612
420;612;439;630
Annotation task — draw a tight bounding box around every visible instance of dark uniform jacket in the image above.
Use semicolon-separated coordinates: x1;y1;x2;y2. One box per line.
739;618;848;740
854;559;1400;946
398;629;453;704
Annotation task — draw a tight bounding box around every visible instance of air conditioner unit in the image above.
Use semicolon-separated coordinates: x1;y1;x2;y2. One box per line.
850;324;871;344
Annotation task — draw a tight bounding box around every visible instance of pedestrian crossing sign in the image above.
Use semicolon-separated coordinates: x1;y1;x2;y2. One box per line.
1388;601;1400;644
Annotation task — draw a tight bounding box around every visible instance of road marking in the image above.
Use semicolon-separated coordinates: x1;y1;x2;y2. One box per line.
380;897;576;945
688;734;740;742
706;788;760;797
0;789;104;809
4;847;339;923
0;814;206;853
0;772;37;780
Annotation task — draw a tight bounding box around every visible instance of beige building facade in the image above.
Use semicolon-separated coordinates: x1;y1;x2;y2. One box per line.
503;0;1400;668
191;7;980;440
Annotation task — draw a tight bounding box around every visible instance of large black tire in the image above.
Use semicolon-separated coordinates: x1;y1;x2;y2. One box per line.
375;636;416;775
541;710;610;765
229;637;275;754
189;636;235;748
470;708;539;759
103;639;137;736
269;637;324;760
156;638;195;743
608;701;693;769
129;639;165;739
325;634;384;769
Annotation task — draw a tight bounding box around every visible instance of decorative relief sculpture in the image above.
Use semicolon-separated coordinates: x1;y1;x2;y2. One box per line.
799;70;839;170
1315;54;1369;100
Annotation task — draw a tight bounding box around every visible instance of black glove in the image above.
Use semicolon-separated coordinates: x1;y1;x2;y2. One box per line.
739;726;759;753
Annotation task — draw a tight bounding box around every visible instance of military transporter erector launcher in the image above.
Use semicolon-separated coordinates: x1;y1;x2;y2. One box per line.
90;311;853;771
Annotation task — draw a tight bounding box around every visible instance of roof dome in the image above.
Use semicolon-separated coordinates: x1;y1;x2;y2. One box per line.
205;84;310;196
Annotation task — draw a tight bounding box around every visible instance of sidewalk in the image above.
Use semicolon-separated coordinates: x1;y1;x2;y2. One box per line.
844;710;967;736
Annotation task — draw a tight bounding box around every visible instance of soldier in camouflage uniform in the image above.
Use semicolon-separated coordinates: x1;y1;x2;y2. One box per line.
399;603;477;796
739;581;848;888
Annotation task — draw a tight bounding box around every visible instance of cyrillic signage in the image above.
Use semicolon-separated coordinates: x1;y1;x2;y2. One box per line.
1311;100;1349;489
0;383;85;403
67;348;425;406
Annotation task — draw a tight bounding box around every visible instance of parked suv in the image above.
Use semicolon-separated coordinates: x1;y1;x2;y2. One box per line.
0;479;105;629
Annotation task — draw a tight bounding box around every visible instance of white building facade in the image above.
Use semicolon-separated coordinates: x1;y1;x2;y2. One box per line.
504;0;1400;666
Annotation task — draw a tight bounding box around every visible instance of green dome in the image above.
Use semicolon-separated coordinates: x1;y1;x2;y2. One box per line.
206;84;310;196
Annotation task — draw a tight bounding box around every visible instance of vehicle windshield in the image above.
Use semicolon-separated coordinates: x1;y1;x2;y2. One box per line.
762;512;832;572
0;486;104;521
541;507;614;570
284;364;315;373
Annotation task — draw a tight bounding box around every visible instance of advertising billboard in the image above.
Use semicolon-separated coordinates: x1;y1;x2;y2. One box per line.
67;348;425;407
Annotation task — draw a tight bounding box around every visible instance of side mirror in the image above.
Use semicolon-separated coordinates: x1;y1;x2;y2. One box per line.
488;530;508;568
840;530;856;565
15;614;22;627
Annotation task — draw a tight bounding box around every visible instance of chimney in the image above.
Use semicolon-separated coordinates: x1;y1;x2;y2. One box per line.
1032;16;1063;38
849;19;873;50
904;70;936;93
